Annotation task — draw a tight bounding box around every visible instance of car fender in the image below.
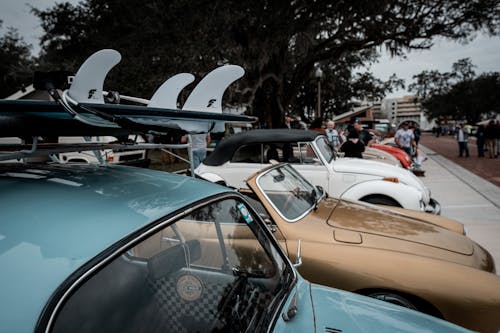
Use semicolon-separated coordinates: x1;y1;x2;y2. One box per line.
339;179;422;211
310;247;500;332
308;283;470;333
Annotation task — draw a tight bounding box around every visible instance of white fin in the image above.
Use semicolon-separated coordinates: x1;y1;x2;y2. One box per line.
182;65;244;113
148;73;195;109
67;49;121;104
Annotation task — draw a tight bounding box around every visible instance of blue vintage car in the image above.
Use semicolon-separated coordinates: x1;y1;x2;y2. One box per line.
0;163;471;332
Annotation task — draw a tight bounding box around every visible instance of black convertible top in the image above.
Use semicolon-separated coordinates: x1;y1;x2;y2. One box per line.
204;129;322;166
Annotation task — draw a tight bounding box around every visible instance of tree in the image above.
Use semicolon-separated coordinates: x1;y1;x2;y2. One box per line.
35;0;500;127
408;70;454;98
410;59;500;123
0;22;35;98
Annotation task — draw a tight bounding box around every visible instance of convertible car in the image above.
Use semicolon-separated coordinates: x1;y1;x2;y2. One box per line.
230;163;500;333
197;129;440;214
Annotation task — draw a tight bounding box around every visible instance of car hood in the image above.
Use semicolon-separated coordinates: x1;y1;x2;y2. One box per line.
332;158;430;202
310;284;470;333
333;157;409;178
326;199;473;256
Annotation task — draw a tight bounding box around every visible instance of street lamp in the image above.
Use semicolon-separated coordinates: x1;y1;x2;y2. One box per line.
315;67;324;119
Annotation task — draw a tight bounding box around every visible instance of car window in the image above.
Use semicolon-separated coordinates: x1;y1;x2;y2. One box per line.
50;197;289;333
256;165;317;221
296;142;322;164
315;137;334;163
231;144;262;163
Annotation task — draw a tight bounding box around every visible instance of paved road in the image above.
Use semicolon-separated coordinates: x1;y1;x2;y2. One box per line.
418;137;500;273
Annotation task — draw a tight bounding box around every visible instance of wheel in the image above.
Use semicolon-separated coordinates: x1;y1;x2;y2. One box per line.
362;195;401;207
366;292;418;310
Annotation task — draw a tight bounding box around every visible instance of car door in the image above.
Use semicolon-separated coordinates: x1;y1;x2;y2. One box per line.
47;195;288;333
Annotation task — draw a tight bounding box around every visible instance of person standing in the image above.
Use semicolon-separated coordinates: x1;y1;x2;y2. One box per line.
353;119;373;146
294;116;308;130
456;124;469;157
182;133;211;169
395;122;415;157
497;120;500;158
476;125;485;157
283;114;292;129
484;120;498;159
412;124;421;148
326;120;341;151
340;130;365;158
309;118;326;135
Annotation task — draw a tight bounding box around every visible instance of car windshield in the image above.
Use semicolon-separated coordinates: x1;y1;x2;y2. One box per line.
256;164;320;221
50;196;294;333
315;136;335;163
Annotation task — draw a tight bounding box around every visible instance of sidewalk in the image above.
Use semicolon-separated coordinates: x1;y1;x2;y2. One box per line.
418;141;500;273
419;133;500;187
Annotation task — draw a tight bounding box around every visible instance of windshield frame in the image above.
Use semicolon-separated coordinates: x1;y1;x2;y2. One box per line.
41;192;296;333
255;164;324;223
314;136;335;164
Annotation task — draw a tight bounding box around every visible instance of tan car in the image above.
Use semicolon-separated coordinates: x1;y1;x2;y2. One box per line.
237;163;500;333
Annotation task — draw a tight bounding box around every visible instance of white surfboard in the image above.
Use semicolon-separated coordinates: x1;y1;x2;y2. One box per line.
182;65;244;113
67;49;121;104
148;73;195;109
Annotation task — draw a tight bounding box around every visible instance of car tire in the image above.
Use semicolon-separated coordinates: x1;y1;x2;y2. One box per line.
361;195;401;207
364;291;443;319
366;292;418;310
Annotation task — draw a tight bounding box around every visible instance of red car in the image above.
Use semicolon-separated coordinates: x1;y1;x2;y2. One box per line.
371;143;413;169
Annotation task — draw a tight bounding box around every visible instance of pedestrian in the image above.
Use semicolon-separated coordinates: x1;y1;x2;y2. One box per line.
456;124;469;158
294;116;308;130
352;118;373;146
283;114;292;129
476;125;485;157
182;132;211;169
339;128;346;144
412;124;421;148
497;120;500;158
310;118;326;135
340;130;365;158
395;121;415;158
325;120;341;151
484;120;498;158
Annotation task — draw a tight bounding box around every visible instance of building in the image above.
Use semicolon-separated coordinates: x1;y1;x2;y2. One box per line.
380;96;435;130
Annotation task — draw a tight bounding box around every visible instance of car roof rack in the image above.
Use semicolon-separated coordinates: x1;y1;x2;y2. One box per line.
1;49;256;172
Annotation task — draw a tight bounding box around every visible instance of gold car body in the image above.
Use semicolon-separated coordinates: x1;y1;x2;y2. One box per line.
244;163;500;333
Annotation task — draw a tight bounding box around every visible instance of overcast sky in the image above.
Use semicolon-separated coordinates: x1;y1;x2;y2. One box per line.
2;0;500;98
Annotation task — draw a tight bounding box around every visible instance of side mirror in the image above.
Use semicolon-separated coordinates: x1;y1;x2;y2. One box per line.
293;239;302;268
316;185;327;198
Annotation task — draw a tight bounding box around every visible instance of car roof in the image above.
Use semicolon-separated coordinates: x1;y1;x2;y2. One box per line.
204;129;322;166
0;163;228;332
